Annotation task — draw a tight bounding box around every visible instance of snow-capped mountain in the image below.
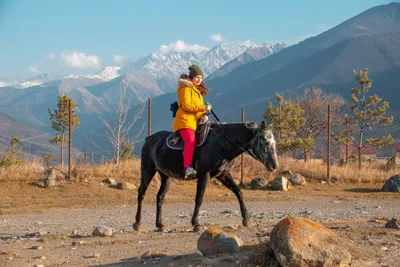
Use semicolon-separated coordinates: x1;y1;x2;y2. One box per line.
206;42;286;81
9;73;62;89
0;81;8;87
133;43;251;79
4;66;122;89
84;66;121;81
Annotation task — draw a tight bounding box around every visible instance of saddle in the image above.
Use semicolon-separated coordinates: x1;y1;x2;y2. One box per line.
166;121;212;150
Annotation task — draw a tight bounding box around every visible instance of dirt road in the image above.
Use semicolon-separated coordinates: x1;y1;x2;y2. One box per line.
1;194;400;267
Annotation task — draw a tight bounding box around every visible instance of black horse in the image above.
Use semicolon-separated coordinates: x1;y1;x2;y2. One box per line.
133;120;278;232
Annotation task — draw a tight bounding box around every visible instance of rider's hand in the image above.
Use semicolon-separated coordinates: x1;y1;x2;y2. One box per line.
205;104;212;111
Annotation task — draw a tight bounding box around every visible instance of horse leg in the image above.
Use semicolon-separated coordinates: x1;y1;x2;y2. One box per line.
216;172;251;228
191;171;210;232
133;159;156;232
155;172;171;232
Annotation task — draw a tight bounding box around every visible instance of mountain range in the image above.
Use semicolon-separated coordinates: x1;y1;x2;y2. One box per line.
118;2;400;155
1;2;400;160
0;42;285;159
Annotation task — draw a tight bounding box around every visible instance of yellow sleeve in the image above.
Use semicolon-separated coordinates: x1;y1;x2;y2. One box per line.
179;87;207;113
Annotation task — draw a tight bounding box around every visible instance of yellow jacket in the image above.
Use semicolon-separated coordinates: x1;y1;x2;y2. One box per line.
173;78;207;132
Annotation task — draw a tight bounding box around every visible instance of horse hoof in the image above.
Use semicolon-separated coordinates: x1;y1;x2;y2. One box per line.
193;225;204;232
243;220;253;228
133;222;141;232
155;226;167;233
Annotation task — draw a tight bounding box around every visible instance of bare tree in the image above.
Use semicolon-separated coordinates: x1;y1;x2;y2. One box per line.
293;87;345;161
90;74;146;165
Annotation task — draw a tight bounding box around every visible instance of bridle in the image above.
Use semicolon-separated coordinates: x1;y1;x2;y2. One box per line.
206;110;269;164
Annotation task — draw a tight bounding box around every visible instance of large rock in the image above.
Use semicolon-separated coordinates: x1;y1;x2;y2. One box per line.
270;175;290;191
381;175;400;192
251;178;268;190
197;227;243;255
290;173;307;185
270;217;352;267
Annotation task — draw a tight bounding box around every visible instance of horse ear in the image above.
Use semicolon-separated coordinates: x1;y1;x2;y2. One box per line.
261;120;273;131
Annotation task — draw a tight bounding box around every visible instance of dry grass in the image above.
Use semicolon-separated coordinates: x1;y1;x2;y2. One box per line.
0;155;397;185
230;155;399;184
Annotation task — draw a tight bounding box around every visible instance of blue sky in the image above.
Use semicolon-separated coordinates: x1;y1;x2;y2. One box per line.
0;0;394;81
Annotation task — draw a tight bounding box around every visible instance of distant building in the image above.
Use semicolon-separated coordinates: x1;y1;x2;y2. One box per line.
338;144;377;160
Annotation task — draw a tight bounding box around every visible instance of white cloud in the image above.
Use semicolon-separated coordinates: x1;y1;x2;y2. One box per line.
28;65;40;73
60;51;102;69
160;40;208;53
113;55;124;64
210;33;223;42
46;52;56;60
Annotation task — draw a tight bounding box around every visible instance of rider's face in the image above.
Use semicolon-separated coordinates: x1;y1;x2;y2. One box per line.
191;75;203;86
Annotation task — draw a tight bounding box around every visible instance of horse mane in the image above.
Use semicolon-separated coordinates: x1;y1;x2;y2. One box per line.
244;121;258;131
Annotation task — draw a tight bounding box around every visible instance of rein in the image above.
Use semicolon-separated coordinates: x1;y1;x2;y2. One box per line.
207;110;265;164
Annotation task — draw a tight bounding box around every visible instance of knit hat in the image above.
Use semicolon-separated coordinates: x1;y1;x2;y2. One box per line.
188;65;204;79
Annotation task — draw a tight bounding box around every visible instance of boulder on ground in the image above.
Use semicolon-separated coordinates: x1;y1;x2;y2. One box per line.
270;216;352;267
381;175;400;192
197;227;243;255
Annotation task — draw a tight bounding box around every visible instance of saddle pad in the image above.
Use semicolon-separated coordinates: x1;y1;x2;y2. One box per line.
166;122;211;150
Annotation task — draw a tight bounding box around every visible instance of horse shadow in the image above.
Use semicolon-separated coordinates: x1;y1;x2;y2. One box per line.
91;243;273;267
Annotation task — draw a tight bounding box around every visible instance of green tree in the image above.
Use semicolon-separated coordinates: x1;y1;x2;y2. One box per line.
0;135;24;167
348;69;394;169
264;93;312;157
43;154;54;168
48;94;80;167
119;137;135;161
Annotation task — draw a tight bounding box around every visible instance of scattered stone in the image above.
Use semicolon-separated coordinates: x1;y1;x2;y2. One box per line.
115;182;136;190
34;256;47;260
103;178;117;185
213;179;222;186
33;177;55;188
197;227;243;256
31;245;43;250
220;209;239;215
281;170;293;177
250;177;268;190
72;240;85;246
289;173;306;185
92;226;113;237
34;265;44;267
141;250;168;259
85;253;101;258
331;176;339;184
381;175;400;192
385;218;400;230
35;229;47;236
270;176;290;191
71;230;78;235
270;216;352;267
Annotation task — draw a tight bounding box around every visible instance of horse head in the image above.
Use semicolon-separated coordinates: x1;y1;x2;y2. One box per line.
247;120;279;172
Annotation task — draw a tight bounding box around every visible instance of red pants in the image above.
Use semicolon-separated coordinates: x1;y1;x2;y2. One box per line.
180;128;195;169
